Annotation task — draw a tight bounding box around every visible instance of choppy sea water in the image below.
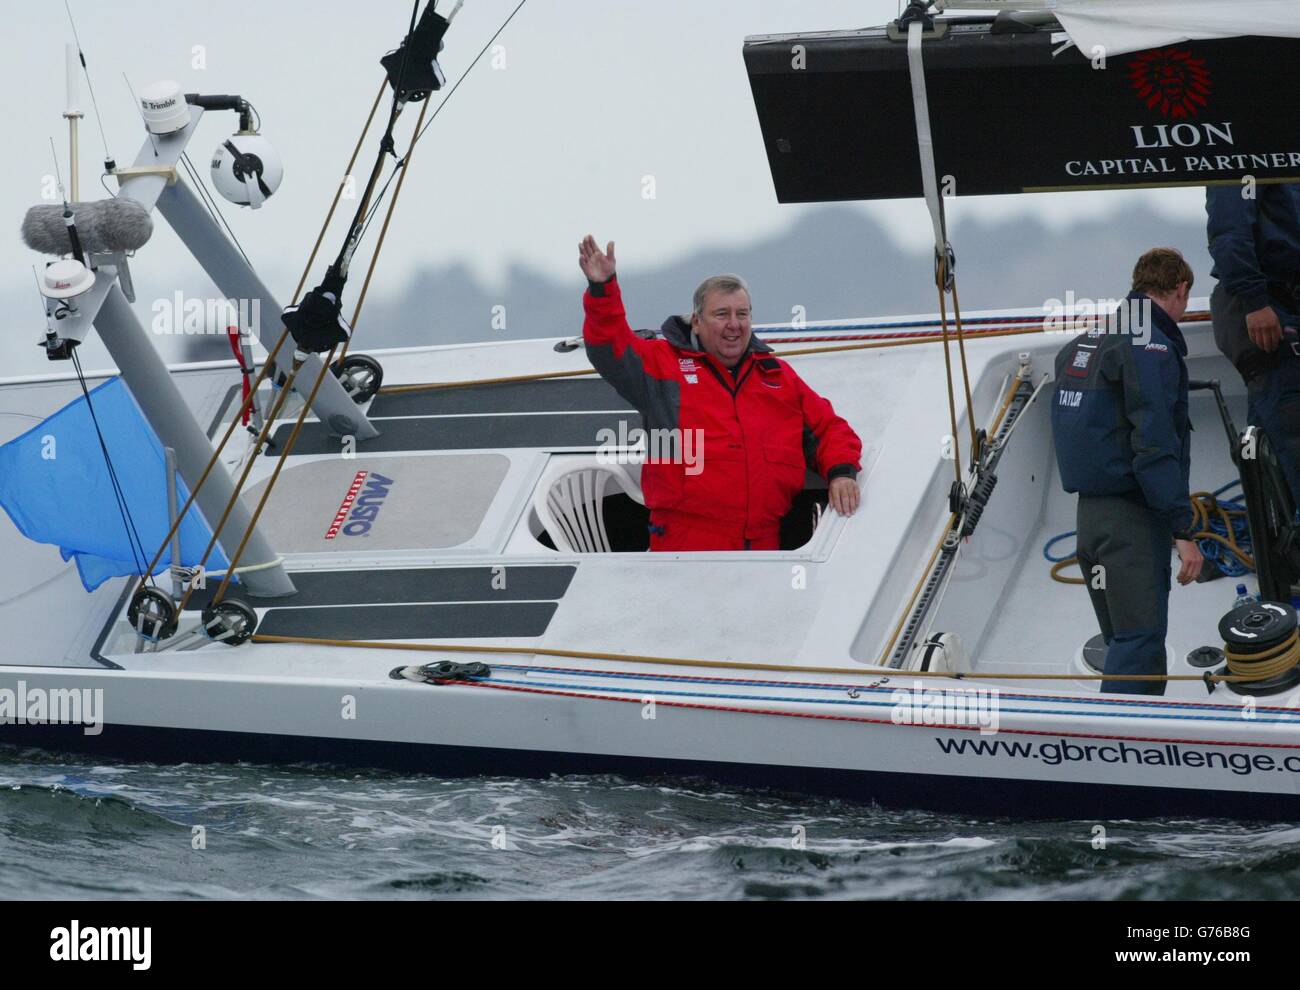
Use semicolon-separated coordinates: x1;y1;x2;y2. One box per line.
3;746;1300;900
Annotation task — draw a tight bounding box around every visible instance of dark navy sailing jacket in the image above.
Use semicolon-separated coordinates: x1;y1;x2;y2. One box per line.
1051;292;1194;539
1206;182;1300;314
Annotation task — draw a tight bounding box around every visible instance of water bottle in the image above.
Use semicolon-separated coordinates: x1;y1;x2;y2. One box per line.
1233;583;1257;609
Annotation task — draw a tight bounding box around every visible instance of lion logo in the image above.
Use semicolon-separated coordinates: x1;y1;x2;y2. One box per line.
1128;48;1211;119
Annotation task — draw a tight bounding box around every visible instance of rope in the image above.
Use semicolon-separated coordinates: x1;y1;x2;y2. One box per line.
935;256;964;482
129;333;291;606
1225;629;1300;683
876;369;1027;663
250;633;1275;684
293;79;388;306
1045;483;1256;585
133;71;392;602
211;344;343;606
339;91;433;362
377;322;1052;395
948;277;979;454
173;354;307;613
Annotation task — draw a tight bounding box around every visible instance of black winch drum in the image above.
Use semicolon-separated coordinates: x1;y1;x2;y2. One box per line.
1218;601;1300;696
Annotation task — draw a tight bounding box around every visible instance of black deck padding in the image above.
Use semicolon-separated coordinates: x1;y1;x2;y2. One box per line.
368;378;634;417
258;601;558;640
183;565;576;611
271;411;638;455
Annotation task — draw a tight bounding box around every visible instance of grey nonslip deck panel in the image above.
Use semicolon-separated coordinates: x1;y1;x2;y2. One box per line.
183;565;576;611
257;601;558;640
271;411;636;455
368;379;634;418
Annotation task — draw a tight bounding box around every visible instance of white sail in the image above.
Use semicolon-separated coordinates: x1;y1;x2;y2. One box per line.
947;0;1300;54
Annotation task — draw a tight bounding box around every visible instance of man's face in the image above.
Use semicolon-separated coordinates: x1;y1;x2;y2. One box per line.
691;289;752;368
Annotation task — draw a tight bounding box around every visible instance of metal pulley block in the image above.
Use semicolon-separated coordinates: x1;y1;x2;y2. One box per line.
200;599;258;646
127;587;180;642
332;354;384;403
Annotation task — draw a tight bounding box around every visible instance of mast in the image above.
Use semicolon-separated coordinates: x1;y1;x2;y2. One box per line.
62;43;82;201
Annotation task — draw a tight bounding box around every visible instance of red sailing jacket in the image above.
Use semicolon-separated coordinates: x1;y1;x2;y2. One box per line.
583;276;862;549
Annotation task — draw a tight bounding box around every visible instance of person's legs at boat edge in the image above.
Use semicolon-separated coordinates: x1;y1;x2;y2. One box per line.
1078;494;1171;696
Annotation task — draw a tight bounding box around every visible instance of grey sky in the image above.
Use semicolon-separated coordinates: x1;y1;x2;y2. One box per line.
4;0;1206;375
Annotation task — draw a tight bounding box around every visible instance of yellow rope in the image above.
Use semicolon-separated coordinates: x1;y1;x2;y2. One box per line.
935;256;964;482
1225;629;1300;682
875;370;1028;665
292;78;387;307
340;92;433;362
249;633;1272;683
212;343;342;605
377;323;1052;395
176;357;308;613
1049;490;1255;586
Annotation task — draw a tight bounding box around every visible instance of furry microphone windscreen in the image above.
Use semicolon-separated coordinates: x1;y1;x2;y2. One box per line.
21;198;154;256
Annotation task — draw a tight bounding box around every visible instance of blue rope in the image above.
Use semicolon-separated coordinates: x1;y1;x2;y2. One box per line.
1195;479;1252;577
1042;480;1254;576
1043;531;1076;563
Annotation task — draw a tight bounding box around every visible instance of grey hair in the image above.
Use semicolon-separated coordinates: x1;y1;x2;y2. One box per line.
692;274;752;317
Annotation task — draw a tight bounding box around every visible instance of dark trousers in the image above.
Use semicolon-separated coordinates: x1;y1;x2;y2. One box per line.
1075;494;1172;696
1212;284;1300;505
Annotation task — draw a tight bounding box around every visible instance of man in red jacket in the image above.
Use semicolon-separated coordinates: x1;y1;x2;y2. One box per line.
579;235;863;551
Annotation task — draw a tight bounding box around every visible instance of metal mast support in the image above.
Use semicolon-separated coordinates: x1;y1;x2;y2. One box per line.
156;178;379;440
94;281;296;597
112;105;378;441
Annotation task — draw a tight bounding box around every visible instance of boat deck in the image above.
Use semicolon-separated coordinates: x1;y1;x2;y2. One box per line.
974;385;1256;687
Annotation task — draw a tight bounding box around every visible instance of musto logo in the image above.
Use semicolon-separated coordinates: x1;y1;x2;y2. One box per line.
324;470;395;539
1128;48;1211;120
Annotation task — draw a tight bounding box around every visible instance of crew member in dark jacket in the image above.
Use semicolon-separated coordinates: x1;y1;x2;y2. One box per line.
1051;248;1204;695
578;235;862;551
1206;183;1300;503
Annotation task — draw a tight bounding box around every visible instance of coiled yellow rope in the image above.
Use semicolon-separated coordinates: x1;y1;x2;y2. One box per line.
1050;490;1255;585
1225;629;1300;682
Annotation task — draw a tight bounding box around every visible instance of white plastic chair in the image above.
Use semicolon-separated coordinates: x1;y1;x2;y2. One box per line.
534;457;644;553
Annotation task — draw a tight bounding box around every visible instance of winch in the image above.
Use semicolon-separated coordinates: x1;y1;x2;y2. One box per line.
1218;600;1300;696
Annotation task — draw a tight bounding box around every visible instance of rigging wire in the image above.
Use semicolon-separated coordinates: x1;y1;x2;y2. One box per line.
210;343;344;607
120;74;159;157
329;0;421;278
131;76;390;599
180;151;254;271
139;0;534;617
329;0;532;266
173;356;308;615
405;0;529;156
70;351;154;584
63;0;113;163
342;93;432;358
127;332;291;607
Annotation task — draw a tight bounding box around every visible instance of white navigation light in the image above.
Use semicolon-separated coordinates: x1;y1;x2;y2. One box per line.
210;134;283;209
139;80;190;134
39;258;96;300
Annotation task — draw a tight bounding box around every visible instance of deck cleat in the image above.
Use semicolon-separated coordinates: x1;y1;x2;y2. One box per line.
389;661;491;685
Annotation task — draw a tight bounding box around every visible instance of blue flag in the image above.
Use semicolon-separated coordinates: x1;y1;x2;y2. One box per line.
0;377;231;591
